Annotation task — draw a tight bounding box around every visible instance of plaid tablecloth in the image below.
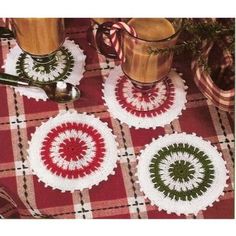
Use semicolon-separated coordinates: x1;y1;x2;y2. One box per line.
0;18;234;219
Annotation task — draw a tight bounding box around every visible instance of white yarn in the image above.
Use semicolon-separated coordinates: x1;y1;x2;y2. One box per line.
158;152;204;192
49;130;96;170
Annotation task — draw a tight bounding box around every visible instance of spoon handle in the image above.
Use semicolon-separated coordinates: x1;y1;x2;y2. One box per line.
0;73;30;87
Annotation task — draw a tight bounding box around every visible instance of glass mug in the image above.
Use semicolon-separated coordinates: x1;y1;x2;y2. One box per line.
113;18;183;90
0;18;65;64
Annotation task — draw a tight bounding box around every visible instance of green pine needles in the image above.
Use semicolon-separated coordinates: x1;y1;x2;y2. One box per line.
148;18;235;71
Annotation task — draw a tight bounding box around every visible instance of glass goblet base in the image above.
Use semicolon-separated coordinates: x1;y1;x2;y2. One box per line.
16;46;75;84
122;70;169;94
31;53;57;65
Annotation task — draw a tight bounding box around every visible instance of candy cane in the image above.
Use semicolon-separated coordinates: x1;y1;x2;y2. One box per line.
2;18;13;30
110;21;137;62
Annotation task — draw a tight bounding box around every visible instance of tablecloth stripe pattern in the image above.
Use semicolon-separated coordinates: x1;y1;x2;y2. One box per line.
0;19;234;219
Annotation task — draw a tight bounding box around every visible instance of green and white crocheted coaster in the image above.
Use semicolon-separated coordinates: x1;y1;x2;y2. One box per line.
16;47;74;84
4;39;86;101
137;133;229;216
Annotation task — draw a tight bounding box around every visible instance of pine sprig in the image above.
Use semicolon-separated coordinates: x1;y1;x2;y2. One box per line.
148;18;235;70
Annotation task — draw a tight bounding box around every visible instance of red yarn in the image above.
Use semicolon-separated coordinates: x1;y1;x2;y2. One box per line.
40;122;106;179
115;76;175;117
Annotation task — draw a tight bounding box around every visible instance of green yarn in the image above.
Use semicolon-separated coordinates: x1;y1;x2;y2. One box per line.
149;143;215;201
169;160;195;182
16;47;75;84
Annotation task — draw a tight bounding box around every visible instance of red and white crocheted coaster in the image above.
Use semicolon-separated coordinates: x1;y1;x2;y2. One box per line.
27;111;119;192
103;66;187;129
3;39;86;101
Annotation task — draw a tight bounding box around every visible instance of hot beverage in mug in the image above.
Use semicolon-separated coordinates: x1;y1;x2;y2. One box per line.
11;18;65;61
121;18;182;88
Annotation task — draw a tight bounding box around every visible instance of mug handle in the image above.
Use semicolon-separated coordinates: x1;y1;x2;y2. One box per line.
95;21;118;59
0;18;14;39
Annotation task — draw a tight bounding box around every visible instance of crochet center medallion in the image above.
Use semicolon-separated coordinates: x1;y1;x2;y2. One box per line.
28;111;119;192
137;133;228;215
103;66;187;129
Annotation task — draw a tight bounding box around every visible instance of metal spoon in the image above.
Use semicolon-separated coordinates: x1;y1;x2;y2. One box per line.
0;73;80;103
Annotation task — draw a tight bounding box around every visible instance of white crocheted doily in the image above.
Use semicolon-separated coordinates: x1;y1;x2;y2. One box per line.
103;66;187;129
3;39;86;101
27;110;119;192
137;133;229;216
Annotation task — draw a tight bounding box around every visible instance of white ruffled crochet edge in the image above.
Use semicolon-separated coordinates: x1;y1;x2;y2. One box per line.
137;132;229;216
102;66;188;129
3;39;86;101
27;110;119;192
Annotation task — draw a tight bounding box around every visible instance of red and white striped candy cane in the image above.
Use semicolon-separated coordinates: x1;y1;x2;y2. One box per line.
2;18;13;30
110;21;137;62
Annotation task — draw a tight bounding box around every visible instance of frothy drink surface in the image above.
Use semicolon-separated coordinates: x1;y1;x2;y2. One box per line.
128;18;175;41
12;18;65;56
122;18;176;84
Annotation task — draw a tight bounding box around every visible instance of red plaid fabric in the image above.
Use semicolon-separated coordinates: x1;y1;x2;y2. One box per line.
0;18;234;219
0;187;19;218
191;40;235;112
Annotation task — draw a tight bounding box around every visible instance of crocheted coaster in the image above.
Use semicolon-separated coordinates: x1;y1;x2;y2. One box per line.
137;133;229;216
103;66;187;129
4;39;86;101
27;110;119;192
